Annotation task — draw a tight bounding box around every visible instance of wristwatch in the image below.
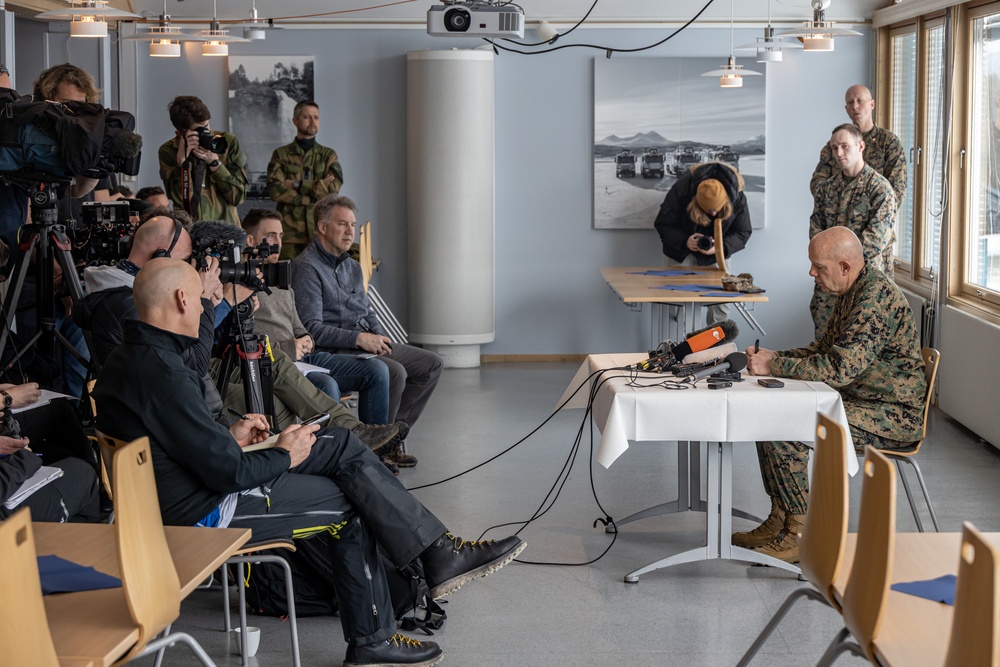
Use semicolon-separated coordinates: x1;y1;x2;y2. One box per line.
208;159;221;169
0;390;12;409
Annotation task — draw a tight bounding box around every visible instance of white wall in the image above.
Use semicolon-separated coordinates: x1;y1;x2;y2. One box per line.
125;27;870;355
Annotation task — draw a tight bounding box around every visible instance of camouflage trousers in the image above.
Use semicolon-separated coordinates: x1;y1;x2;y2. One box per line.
757;425;914;515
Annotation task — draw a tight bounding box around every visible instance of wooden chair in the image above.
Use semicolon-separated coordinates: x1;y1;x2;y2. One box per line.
358;220;374;292
737;413;850;665
112;436;217;666
817;446;897;665
945;521;1000;666
96;430;301;667
0;507;94;667
881;347;941;532
86;380;115;503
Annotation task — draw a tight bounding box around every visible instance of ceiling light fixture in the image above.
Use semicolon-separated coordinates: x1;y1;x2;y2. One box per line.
36;0;140;39
734;0;802;63
777;0;862;53
123;1;206;58
702;0;761;88
200;0;249;57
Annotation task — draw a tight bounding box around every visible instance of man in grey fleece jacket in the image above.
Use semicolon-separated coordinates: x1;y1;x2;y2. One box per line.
291;195;442;437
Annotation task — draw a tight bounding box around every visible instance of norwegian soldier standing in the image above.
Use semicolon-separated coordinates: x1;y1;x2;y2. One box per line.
735;227;926;563
809;124;897;335
267;101;343;260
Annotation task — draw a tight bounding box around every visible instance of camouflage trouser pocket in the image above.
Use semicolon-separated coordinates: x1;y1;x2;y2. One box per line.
757;440;810;515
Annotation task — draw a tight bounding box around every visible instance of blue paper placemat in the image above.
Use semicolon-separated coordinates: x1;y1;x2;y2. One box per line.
37;554;122;595
702;292;744;297
652;284;725;292
629;269;699;277
891;574;956;605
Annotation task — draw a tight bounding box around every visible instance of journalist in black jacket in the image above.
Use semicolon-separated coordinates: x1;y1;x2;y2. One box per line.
653;161;753;266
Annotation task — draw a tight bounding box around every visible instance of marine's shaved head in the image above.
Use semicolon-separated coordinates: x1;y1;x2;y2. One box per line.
808;227;865;296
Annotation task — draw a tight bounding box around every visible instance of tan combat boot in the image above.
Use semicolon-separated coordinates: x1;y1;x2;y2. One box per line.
753;513;805;564
731;498;785;549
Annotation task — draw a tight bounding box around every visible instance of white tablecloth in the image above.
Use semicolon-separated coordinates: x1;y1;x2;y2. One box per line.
559;353;857;473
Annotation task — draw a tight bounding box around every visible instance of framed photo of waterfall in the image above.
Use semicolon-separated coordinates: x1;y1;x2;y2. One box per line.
228;56;316;201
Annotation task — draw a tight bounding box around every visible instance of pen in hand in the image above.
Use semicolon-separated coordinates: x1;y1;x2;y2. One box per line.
227;408;277;436
754;338;760;353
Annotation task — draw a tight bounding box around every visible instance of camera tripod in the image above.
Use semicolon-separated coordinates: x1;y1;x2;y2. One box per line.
215;296;276;427
0;172;91;382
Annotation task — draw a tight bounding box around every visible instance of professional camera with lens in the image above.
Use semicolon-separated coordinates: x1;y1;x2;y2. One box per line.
196;127;229;155
697;234;715;251
192;237;290;294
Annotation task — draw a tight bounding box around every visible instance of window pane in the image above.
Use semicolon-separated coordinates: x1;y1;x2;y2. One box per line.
891;31;917;264
922;24;945;274
968;13;1000;292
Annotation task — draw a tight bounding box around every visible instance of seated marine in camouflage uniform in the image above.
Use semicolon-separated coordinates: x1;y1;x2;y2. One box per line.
809;123;898;337
736;227;926;564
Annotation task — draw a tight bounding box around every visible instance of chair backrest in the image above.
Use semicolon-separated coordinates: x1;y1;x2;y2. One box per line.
358;220;373;293
919;347;941;441
841;446;897;662
94;429;128;502
0;508;61;667
945;521;1000;666
112;437;181;663
799;413;850;610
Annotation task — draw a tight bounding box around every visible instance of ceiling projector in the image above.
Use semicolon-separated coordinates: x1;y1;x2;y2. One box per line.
427;1;525;38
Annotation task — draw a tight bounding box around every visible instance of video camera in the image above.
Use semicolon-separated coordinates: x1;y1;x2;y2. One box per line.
0;88;142;180
191;236;290;295
70;201;134;266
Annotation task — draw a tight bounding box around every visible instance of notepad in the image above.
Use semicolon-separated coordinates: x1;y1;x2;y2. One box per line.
37;555;121;595
294;361;328;376
891;574;956;605
3;465;63;509
241;434;280;453
652;284;725;292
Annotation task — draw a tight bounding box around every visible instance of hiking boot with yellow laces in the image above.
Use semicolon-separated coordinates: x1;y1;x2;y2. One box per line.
343;633;442;667
732;498;786;549
421;532;526;599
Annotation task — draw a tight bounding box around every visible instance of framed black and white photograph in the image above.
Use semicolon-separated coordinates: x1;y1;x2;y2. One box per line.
228;55;315;200
594;57;766;230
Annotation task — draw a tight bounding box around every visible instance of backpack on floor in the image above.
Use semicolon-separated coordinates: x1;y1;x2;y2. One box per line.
241;533;447;634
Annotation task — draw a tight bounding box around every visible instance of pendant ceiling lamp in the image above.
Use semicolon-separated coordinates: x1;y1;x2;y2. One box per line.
734;0;802;63
702;0;761;88
777;0;862;52
36;0;139;39
201;0;249;56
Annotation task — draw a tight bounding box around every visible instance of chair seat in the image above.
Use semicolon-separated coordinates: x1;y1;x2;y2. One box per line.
233;540;296;556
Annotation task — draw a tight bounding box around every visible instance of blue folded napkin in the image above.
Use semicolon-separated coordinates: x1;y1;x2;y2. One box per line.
629;269;699;277
891;574;956;605
652;284;725;292
37;554;122;595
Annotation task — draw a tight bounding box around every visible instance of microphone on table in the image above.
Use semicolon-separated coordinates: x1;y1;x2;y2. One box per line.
635;320;741;373
679;352;749;384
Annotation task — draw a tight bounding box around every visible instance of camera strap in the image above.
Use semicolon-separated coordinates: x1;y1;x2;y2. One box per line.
180;156;205;217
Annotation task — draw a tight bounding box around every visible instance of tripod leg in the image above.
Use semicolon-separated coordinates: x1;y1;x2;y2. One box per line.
0;231;41;359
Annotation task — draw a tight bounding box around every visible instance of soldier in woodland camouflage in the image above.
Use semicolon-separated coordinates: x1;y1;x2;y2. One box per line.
733;227;926;563
810;84;907;204
268;101;344;259
809;124;898;335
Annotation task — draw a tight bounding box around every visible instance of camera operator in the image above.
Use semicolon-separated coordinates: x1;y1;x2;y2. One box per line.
158;96;247;226
74;212;406;455
653;161;753;326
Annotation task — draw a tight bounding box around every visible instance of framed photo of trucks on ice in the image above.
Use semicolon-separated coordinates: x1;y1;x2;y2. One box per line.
593;57;766;230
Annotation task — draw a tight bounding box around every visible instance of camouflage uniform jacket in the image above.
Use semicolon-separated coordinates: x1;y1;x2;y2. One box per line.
158;132;248;226
810;164;898;275
810;124;907;205
266;141;343;247
769;265;926;442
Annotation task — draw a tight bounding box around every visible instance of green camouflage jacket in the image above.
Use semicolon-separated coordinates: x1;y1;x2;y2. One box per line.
810;124;908;205
810;164;898;275
770;265;926;442
266;141;343;247
158;132;248;226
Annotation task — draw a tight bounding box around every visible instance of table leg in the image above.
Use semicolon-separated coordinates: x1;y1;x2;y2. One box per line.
720;442;733;559
705;441;721;558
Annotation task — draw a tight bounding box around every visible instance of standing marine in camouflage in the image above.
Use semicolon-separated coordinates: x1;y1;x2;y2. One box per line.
735;227;926;563
267;101;343;259
810;84;907;204
809;123;898;335
158;95;248;226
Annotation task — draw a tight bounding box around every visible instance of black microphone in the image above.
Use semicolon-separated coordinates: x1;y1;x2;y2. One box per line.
670;319;740;360
680;352;749;384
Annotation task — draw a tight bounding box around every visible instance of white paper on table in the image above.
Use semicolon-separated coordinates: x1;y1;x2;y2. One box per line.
11;389;77;414
294;362;329;376
3;465;64;509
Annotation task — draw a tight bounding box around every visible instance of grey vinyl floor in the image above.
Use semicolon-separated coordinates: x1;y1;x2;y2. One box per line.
134;361;1000;666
